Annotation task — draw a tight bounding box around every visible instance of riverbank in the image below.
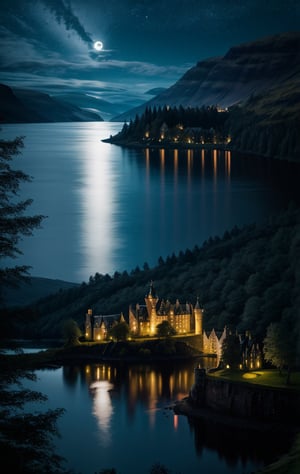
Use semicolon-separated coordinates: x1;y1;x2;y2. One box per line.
0;338;204;369
102;137;231;151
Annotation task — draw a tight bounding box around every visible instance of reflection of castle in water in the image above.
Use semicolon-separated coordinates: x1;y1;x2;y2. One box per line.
62;359;216;423
61;361;295;469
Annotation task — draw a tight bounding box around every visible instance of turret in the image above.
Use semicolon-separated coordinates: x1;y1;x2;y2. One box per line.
85;308;93;340
145;281;158;335
194;298;203;335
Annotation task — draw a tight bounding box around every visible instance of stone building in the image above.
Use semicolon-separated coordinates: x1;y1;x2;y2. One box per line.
84;281;226;359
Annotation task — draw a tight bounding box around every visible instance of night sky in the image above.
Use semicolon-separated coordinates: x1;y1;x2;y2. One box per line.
1;0;299;107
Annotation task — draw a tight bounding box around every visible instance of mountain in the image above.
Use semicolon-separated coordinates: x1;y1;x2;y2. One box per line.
50;92;126;121
0;84;103;123
1;277;79;308
112;32;300;122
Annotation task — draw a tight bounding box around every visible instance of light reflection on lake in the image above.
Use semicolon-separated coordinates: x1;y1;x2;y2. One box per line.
22;359;295;474
1;122;300;283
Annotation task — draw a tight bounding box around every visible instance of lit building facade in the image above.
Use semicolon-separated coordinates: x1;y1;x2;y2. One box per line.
85;282;227;359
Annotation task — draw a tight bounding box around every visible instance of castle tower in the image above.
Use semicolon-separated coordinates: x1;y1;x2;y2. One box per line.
85;308;93;340
194;298;203;336
145;281;159;335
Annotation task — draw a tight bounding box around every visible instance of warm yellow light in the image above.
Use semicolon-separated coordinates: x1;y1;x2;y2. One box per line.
226;364;230;369
242;372;257;379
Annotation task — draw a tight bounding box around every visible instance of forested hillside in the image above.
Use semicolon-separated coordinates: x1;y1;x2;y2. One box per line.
112;32;300;162
227;74;300;162
3;204;300;346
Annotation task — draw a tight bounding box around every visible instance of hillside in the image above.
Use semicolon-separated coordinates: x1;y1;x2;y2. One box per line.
227;72;300;161
0;84;103;123
2;204;300;346
1;277;79;308
50;92;126;122
113;32;300;123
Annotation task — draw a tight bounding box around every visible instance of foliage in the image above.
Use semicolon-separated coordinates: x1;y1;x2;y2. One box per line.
7;203;300;375
0;136;45;298
263;314;300;384
221;334;241;369
227;80;300;162
156;320;177;338
108;321;130;341
0;357;67;473
62;319;82;347
111;105;229;144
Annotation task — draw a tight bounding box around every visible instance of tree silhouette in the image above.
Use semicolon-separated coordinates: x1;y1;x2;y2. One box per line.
0;136;45;296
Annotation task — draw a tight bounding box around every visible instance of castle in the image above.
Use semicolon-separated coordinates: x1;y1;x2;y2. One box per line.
85;281;227;358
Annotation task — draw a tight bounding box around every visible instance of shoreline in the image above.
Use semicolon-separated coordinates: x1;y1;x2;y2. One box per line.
172;396;300;433
101;138;231;151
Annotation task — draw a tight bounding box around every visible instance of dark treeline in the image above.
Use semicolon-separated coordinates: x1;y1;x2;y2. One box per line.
3;203;300;348
227;80;300;162
111;105;229;143
108;100;299;162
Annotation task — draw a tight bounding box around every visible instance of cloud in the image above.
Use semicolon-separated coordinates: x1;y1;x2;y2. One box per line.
42;0;93;45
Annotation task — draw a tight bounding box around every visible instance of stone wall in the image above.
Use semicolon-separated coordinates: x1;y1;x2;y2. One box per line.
190;368;300;423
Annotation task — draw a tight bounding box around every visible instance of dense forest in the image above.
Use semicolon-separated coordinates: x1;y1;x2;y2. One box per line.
106;96;300;163
227;80;300;162
3;204;300;353
106;105;230;145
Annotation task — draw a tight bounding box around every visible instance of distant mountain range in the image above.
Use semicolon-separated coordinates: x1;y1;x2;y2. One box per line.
49;92;133;122
2;277;79;308
0;84;104;123
1;32;299;160
113;31;300;122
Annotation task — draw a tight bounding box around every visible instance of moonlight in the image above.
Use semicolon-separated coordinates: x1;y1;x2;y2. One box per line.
93;41;103;51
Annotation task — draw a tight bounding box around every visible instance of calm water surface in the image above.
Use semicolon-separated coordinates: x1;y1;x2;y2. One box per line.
22;359;294;474
1;122;300;282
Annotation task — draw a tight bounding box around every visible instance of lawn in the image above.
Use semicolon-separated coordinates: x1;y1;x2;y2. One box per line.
209;368;300;391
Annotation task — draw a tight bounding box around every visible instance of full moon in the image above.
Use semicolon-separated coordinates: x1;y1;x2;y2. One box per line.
94;41;103;51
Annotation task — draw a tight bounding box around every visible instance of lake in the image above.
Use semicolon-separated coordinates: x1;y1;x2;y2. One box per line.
22;358;294;474
1;121;300;283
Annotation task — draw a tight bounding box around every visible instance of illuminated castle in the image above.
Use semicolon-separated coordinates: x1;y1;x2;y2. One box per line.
128;281;203;336
85;281;226;358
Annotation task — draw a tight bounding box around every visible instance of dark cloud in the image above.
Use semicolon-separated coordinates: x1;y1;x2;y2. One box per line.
43;0;93;44
1;0;299;107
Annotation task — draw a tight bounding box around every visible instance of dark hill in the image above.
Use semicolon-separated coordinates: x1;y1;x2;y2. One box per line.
50;92;124;121
0;84;103;123
1;277;79;308
113;32;300;122
3;205;300;344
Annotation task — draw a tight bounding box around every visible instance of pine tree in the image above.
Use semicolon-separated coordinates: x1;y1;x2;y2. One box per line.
0;136;45;295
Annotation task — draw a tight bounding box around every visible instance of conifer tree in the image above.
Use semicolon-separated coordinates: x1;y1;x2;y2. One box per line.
0;136;45;294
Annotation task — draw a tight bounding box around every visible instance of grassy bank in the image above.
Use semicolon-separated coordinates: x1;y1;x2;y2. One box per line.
209;368;300;391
